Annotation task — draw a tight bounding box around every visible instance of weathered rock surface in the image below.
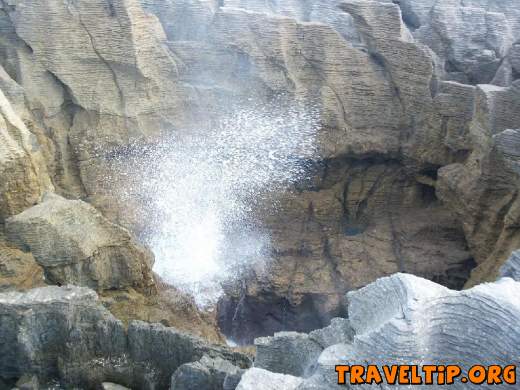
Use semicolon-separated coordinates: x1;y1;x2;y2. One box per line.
236;368;303;390
170;354;244;390
240;271;520;389
100;283;224;343
499;249;520;281
437;83;520;286
5;192;155;292
0;285;251;389
0;86;51;222
255;332;323;377
0;238;44;292
0;0;519;347
396;0;520;85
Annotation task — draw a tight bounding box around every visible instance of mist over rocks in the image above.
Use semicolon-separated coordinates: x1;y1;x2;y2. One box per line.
0;0;519;387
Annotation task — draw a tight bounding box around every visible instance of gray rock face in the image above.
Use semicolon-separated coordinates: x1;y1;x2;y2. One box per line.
255;332;323;377
0;0;519;350
0;285;250;389
170;355;244;390
499;250;520;281
308;318;354;349
238;271;520;389
5;193;155;292
236;368;303;390
396;0;520;85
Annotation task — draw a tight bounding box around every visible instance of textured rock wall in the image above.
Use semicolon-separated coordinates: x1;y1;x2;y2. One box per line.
238;266;520;389
0;285;250;389
0;0;519;345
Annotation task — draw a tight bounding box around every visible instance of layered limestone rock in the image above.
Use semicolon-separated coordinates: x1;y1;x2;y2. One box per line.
437;82;520;286
0;86;51;222
238;271;520;389
0;285;250;389
0;238;44;292
500;249;520;281
0;0;519;347
100;284;224;343
5;192;155;292
396;0;520;85
170;354;245;390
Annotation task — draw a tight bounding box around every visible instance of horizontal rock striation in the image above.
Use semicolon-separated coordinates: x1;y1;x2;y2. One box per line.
239;268;520;389
5;192;155;292
0;0;518;348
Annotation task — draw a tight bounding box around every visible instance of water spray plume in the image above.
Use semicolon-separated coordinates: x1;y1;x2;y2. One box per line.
103;98;321;306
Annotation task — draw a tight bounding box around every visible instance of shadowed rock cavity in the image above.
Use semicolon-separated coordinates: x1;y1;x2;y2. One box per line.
218;157;476;344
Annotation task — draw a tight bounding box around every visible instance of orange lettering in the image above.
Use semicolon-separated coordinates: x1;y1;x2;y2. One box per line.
335;365;349;385
410;365;422;384
365;365;383;384
398;365;410;384
382;365;398;385
487;365;502;385
468;365;486;384
350;365;365;384
504;365;517;385
446;365;461;384
422;365;437;384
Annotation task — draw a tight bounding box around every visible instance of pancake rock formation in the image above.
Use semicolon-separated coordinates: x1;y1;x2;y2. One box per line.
237;268;520;389
0;0;519;386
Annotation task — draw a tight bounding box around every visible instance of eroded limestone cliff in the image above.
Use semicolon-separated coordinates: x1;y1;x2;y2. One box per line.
0;1;519;387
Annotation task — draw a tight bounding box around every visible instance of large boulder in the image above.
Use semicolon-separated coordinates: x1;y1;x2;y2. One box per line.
5;193;155;292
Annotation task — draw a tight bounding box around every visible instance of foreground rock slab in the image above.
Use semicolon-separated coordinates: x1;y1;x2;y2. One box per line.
242;268;520;389
0;285;250;389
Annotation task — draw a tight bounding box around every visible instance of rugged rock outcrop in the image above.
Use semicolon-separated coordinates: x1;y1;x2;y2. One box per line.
0;85;51;222
0;285;250;389
5;192;155;292
100;283;224;343
238;270;520;389
437;83;520;286
0;238;44;292
0;0;519;349
171;354;245;390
